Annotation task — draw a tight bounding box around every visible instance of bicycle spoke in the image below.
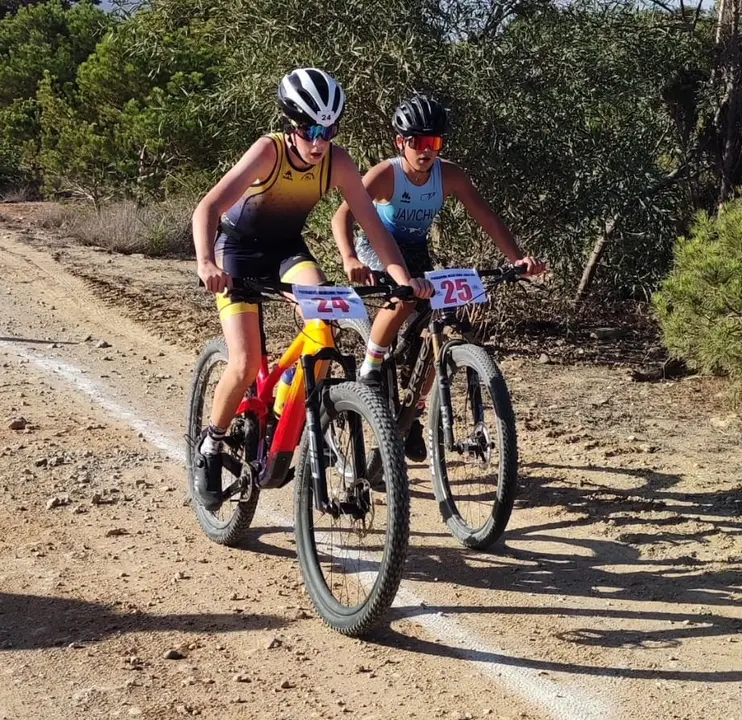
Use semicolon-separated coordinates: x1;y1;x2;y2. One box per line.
430;344;517;550
441;365;500;531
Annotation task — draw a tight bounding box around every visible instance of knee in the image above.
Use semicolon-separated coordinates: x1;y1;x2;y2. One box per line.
227;352;261;386
397;300;417;319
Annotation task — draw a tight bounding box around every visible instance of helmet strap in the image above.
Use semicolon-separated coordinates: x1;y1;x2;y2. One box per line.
284;130;313;169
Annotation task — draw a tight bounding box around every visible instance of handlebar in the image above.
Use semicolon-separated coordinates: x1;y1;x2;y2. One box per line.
199;277;415;304
479;264;528;281
199;264;525;305
369;264;528;287
356;283;415;300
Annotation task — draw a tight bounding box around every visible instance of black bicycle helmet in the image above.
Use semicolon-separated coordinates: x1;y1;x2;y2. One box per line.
277;68;345;127
392;94;448;135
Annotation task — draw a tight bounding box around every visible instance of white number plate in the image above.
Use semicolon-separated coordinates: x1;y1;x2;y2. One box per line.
292;284;368;321
424;268;486;310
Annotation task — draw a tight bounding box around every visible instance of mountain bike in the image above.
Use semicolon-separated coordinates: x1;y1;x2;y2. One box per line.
185;278;414;636
336;265;526;550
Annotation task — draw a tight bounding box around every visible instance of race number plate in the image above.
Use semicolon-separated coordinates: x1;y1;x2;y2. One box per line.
292;284;368;321
424;268;486;310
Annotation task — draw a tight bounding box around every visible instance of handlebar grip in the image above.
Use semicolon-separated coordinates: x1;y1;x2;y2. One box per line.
392;286;415;300
354;284;415;300
479;264;529;280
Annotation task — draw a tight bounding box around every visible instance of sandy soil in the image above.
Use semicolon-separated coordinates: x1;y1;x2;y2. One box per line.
0;205;740;720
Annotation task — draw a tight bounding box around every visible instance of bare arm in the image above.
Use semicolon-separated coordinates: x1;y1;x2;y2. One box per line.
192;136;276;291
442;161;523;262
330;148;414;287
331;160;394;277
442;161;546;277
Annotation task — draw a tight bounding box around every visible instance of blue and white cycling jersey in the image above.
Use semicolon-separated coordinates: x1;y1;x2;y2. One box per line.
355;156;444;271
375;156;444;246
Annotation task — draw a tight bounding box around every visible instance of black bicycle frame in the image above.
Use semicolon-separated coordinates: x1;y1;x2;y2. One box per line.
392;307;471;453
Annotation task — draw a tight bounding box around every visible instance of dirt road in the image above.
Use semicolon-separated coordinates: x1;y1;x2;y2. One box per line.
1;218;740;720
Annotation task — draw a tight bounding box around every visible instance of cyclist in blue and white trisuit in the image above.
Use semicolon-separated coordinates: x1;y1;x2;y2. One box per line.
332;94;545;462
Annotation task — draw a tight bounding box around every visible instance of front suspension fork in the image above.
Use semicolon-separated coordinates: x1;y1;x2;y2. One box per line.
302;350;366;515
302;353;328;511
431;318;457;452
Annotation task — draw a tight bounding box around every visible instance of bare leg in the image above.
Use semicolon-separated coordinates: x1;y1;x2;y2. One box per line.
369;301;416;347
194;307;262;510
280;263;327;306
359;300;416;380
209;262;325;429
209;309;262;429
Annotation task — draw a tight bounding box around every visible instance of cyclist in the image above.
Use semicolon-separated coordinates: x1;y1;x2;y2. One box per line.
192;69;434;511
331;94;545;462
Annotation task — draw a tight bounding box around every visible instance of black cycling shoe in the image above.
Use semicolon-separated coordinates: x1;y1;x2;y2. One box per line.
193;435;224;511
405;419;427;462
358;369;382;387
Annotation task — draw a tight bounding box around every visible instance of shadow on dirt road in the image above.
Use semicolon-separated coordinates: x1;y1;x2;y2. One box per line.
0;592;287;651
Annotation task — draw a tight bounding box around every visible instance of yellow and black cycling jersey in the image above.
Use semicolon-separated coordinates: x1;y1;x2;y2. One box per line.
213;132;332;317
217;132;332;249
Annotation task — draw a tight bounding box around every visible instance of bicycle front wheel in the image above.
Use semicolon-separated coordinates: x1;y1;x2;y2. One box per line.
428;344;518;550
294;382;409;636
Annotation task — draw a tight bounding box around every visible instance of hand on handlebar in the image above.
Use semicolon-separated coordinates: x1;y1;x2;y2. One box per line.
198;261;232;294
514;256;547;278
407;277;435;300
343;257;376;286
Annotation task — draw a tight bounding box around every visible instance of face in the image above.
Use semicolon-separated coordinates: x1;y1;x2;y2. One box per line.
290;122;339;165
396;134;444;172
291;133;330;164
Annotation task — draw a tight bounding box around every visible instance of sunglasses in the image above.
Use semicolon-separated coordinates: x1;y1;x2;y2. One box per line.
405;135;445;152
292;122;339;142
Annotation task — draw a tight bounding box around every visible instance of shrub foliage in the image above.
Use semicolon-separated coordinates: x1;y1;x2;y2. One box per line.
654;198;742;382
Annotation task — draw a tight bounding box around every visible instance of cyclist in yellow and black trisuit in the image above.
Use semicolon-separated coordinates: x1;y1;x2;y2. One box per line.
191;68;434;511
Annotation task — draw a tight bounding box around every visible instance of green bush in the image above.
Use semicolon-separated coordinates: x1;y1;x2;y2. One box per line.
0;1;111;192
654;199;742;384
0;0;723;300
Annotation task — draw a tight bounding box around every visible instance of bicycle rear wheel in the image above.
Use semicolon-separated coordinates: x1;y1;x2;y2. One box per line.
333;317;371;377
294;382;409;636
185;337;260;546
428;344;517;550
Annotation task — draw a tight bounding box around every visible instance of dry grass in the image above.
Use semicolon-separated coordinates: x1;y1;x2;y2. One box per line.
67;198;195;257
32;202;83;230
0;186;38;203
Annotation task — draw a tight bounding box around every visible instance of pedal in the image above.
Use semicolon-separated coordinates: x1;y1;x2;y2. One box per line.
222;434;242;450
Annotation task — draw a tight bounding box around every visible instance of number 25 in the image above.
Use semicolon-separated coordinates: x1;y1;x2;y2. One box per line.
441;278;472;304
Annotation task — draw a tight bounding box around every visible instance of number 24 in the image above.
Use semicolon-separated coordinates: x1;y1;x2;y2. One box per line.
315;297;350;313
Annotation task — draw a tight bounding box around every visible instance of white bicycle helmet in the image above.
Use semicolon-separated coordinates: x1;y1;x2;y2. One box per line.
278;68;345;127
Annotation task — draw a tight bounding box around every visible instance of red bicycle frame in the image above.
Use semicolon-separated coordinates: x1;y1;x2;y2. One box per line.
234;319;335;487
